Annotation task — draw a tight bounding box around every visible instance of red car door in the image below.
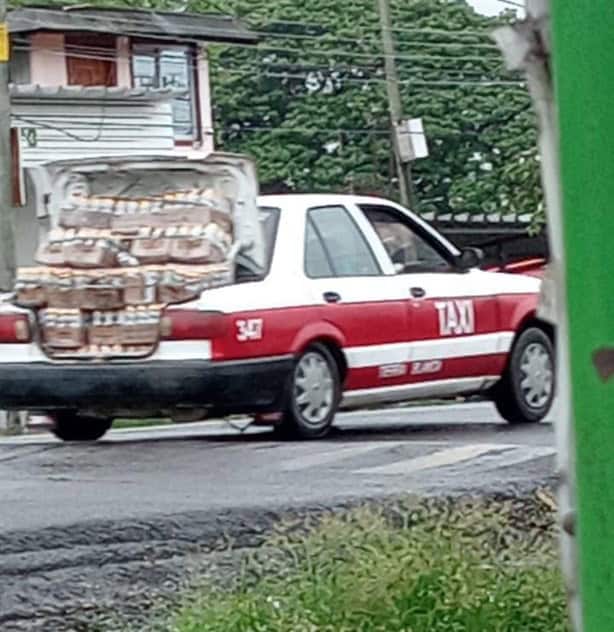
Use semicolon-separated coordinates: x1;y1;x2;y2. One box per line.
303;204;410;392
358;204;507;392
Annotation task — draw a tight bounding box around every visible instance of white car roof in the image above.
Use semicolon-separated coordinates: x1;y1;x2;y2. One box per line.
257;193;461;258
258;193;406;210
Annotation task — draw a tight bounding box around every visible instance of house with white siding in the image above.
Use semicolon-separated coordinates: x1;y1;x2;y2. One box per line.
6;6;257;265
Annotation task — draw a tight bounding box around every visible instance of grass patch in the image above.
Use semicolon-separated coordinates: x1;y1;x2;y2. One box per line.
112;418;173;430
165;495;569;632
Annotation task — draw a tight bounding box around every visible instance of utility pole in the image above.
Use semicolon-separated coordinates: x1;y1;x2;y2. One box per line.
0;0;15;293
376;0;416;210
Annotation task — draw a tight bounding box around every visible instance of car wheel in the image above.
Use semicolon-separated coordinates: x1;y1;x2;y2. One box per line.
50;412;112;442
277;344;341;439
493;327;554;424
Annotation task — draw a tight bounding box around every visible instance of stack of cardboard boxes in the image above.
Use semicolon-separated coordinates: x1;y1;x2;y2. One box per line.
14;189;235;359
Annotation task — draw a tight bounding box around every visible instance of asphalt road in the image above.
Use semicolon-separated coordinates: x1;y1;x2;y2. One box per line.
0;402;557;630
0;402;556;533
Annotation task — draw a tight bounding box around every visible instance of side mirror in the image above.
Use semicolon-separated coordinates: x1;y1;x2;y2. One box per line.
457;247;484;270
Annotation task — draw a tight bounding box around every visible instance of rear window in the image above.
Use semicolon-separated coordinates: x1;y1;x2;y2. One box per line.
258;206;281;272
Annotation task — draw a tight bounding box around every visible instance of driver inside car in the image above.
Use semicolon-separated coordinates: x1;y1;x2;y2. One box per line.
371;221;418;270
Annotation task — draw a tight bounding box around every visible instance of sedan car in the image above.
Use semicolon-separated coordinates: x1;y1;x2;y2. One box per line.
0;195;554;440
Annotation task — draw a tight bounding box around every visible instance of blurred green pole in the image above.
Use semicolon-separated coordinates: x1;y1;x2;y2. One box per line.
550;3;614;630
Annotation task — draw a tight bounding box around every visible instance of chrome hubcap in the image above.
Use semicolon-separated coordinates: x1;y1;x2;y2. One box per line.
519;342;553;409
294;352;334;425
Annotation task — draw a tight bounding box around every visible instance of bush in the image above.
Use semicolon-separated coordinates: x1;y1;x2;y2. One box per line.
168;497;569;632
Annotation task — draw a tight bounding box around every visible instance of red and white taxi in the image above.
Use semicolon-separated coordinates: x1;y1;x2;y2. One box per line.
0;195;554;440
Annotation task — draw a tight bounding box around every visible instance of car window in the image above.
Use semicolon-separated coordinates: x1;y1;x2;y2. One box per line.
236;207;280;282
305;220;334;278
257;206;281;271
306;206;381;277
359;205;451;273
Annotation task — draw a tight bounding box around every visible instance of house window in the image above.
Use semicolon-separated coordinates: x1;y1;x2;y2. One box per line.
132;45;197;141
9;43;30;85
66;34;117;86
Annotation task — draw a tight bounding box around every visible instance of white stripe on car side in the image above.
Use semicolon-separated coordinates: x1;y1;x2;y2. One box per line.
0;333;514;366
344;331;515;368
0;341;213;363
341;376;500;408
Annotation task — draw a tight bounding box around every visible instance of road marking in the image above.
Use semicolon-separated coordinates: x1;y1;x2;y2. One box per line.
278;441;405;472
475;445;556;470
355;443;508;476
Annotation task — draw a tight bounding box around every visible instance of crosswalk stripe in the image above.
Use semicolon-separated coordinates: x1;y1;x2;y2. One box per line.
354;443;507;476
278;441;405;472
475;445;556;470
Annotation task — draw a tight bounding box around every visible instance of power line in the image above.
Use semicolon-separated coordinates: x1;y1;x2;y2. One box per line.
24;39;506;67
13;43;523;87
12;115;395;137
12;118;534;143
12;42;515;80
16;32;503;57
15;38;508;67
216;67;526;87
12;105;533;144
11;115;426;138
10;50;515;93
226;41;507;66
221;125;392;135
43;37;510;64
388;25;494;38
249;18;494;39
12;118;529;136
216;59;514;80
237;28;501;50
494;0;524;8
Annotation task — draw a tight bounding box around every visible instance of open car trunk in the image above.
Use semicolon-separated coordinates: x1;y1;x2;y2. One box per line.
11;153;263;361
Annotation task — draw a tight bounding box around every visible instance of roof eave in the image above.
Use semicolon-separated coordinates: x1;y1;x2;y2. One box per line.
7;7;259;45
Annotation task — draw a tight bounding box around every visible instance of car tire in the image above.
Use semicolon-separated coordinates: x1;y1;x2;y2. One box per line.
493;327;555;424
50;412;112;442
276;344;341;440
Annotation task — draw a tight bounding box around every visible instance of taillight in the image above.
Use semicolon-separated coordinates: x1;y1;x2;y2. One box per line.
0;313;31;343
161;310;226;340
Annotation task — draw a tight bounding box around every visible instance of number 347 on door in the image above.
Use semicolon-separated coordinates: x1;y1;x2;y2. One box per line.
434;299;475;336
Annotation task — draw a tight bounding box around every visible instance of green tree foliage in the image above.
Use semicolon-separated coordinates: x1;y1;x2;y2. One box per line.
201;0;543;227
17;0;543;227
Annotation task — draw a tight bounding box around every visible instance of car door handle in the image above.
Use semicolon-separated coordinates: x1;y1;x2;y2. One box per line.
323;291;342;304
410;287;426;299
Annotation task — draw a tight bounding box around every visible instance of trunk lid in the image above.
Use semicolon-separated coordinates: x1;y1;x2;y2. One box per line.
11;153;262;361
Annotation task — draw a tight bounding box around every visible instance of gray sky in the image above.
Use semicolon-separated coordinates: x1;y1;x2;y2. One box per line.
467;0;522;16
